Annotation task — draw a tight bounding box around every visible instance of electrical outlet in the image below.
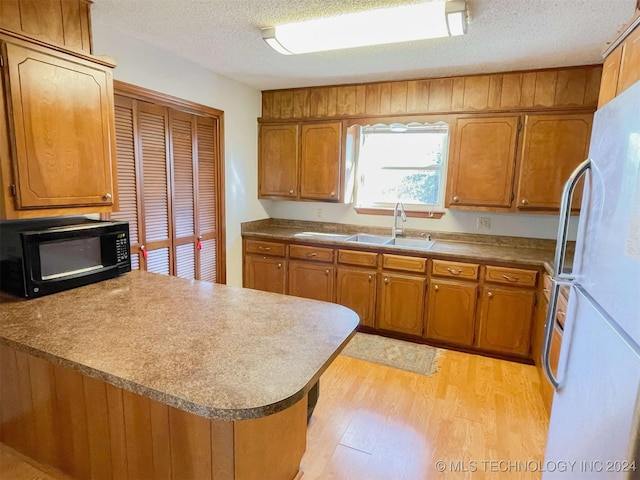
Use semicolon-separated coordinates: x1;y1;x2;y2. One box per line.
316;208;323;219
477;217;491;231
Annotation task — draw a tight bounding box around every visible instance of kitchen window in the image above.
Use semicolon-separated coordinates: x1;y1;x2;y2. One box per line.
354;122;449;214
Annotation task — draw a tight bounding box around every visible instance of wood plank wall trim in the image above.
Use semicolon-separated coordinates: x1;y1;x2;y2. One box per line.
0;344;306;480
260;65;602;121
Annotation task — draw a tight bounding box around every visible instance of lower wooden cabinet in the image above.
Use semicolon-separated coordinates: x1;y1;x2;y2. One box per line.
425;279;477;347
288;260;334;302
476;286;535;357
244;255;286;294
336;267;377;328
377;273;426;336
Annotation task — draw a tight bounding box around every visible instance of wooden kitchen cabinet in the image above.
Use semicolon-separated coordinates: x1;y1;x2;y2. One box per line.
288;260;334;302
476;286;536;357
258;121;343;202
598;13;640;107
299;122;342;201
244;255;287;294
426;279;478;347
336;267;377;328
0;37;117;218
377;272;426;337
515;113;592;210
258;123;299;198
447;116;519;208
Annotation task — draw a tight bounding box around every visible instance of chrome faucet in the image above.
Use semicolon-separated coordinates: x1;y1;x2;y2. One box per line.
392;201;407;238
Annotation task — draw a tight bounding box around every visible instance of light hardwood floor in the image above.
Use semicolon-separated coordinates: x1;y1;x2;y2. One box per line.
0;349;549;480
300;349;549;480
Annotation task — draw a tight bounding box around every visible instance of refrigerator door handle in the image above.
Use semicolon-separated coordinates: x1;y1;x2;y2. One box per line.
553;158;591;279
542;279;565;390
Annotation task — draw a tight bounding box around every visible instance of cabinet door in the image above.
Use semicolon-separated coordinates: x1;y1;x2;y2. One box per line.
447;116;519;208
336;267;376;328
425;279;477;347
299;122;342;201
377;273;426;336
4;40;116;210
598;45;623;108
244;255;286;294
288;260;334;302
516;113;592;210
617;24;640;96
258;124;298;199
476;286;535;357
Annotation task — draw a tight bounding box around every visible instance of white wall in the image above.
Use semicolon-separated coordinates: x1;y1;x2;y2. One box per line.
262;200;577;240
92;22;267;286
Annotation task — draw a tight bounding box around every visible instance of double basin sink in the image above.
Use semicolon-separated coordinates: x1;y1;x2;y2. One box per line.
294;232;435;250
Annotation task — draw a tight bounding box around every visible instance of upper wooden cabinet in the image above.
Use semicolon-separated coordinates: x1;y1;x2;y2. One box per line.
258;121;343;202
0;0;92;54
258;123;298;198
299;123;342;200
0;37;117;219
598;14;640;108
447;112;592;212
447;116;519;208
515;113;592;210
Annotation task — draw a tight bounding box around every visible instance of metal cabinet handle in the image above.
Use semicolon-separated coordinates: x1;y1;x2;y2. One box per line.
325;269;330;275
330;191;336;197
289;189;295;195
102;192;112;201
453;196;459;203
487;291;493;298
521;199;529;206
258;246;271;252
368;275;372;281
434;284;439;291
501;274;519;282
446;267;462;275
306;252;317;258
277;263;282;269
384;277;389;283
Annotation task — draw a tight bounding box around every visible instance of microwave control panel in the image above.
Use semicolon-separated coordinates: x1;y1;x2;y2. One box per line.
116;232;130;263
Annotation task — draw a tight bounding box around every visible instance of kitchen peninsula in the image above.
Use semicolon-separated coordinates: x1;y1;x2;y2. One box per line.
0;271;359;479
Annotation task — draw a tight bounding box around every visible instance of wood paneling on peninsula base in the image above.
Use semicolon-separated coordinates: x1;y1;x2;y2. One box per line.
0;345;306;480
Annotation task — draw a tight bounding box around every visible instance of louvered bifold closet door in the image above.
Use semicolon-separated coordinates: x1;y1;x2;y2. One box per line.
169;110;197;280
138;103;172;275
112;96;143;270
195;116;219;282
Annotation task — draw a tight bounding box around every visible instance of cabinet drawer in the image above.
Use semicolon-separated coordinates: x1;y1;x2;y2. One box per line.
382;254;426;274
431;259;479;280
485;265;537;287
245;240;286;257
338;250;378;267
550;324;563;377
556;290;568;329
543;274;552;301
290;244;334;262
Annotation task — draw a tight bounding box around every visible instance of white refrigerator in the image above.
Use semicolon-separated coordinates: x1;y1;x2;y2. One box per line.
542;80;640;478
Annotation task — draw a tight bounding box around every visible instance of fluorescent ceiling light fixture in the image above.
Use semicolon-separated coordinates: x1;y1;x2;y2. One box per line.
262;0;467;55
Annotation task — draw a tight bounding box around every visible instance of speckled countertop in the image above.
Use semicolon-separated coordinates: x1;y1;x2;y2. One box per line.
0;271;359;421
242;219;561;271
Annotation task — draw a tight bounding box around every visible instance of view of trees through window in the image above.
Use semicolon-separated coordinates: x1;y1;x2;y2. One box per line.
355;122;449;210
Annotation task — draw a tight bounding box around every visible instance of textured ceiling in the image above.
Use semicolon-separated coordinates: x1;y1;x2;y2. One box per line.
91;0;637;91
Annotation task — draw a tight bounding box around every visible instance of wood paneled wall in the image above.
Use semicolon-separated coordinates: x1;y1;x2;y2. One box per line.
0;345;307;480
0;0;93;54
261;65;602;121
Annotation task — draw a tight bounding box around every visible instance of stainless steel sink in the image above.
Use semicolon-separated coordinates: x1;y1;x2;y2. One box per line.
294;231;353;241
385;237;435;250
345;233;393;244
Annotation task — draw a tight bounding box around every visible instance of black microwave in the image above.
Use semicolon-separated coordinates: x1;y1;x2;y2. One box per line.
0;217;131;298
